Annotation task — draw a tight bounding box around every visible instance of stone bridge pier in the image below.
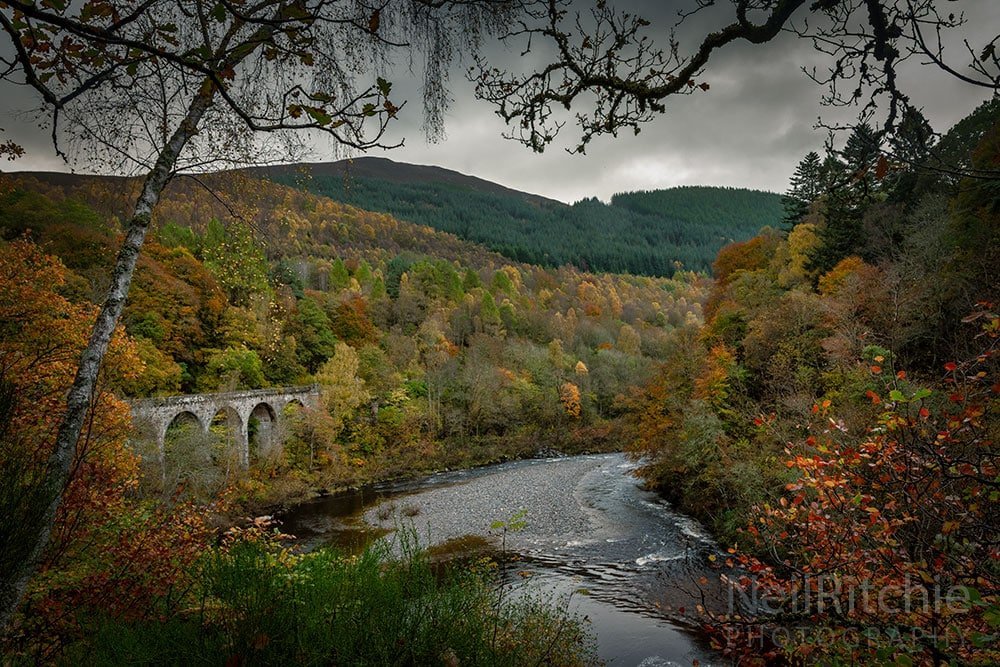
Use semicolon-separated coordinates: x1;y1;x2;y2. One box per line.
130;385;320;470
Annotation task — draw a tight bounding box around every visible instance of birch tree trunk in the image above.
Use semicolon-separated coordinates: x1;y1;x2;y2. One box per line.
0;80;217;632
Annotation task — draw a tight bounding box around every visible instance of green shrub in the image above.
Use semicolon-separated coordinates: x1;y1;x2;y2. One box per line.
74;534;595;666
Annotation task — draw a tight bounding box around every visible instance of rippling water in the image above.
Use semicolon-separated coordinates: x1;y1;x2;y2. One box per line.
281;453;724;666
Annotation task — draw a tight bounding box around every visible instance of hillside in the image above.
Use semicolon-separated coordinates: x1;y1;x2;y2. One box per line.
1;166;712;508
251;158;783;276
0;169;708;392
2;170;512;271
246;157;561;207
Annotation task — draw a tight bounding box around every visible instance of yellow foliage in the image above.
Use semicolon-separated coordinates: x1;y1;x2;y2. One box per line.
577;281;604;317
778;222;822;287
559;382;582;418
315;342;371;433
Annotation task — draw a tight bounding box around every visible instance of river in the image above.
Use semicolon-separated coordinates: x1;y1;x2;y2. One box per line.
281;453;725;666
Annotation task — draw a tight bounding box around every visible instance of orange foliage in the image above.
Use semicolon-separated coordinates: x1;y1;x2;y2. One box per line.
130;242;229;360
817;255;879;295
623;375;675;461
576;281;604;317
0;238;140;510
0;239;210;655
332;294;378;346
559;382;582;418
711;232;781;286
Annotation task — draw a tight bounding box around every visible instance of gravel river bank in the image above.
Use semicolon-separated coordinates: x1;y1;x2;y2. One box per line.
282;453;725;666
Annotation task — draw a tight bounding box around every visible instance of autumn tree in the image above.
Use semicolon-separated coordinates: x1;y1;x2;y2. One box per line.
559;382;582;419
720;318;999;664
0;0;524;631
332;294;378;347
710;231;782;288
315;342;371;440
0;240;208;652
617;323;641;356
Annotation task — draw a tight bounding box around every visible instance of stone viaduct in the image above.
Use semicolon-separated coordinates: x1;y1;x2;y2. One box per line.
130;385;320;469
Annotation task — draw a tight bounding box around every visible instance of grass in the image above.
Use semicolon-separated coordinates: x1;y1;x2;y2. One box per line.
69;531;597;666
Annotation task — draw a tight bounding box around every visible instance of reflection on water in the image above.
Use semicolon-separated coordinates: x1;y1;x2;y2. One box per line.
281;454;724;665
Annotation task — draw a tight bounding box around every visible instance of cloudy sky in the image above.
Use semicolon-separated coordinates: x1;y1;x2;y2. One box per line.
2;1;997;203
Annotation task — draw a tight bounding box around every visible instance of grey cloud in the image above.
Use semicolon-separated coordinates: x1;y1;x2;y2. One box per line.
368;1;996;202
2;0;997;203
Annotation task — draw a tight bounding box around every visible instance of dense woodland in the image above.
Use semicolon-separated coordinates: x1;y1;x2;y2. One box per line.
2;171;711;476
262;161;782;275
0;167;709;659
626;99;999;662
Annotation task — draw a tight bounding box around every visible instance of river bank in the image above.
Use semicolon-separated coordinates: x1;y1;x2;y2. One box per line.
280;453;727;666
233;426;623;517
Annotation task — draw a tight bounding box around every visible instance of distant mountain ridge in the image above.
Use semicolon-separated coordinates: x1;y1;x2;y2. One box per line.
9;169;524;274
246;157;561;207
249;157;783;276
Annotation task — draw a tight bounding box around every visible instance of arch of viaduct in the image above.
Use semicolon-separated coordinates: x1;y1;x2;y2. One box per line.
130;385;320;469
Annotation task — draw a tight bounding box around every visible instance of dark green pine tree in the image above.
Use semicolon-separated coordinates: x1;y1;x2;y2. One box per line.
782;151;824;228
930;97;1000;183
820;153;846;189
888;106;937;202
808;126;883;275
842;123;881;196
891;107;935;166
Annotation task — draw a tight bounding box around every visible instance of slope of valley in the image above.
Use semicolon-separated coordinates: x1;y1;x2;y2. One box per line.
0;170;710;504
251;157;783;275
